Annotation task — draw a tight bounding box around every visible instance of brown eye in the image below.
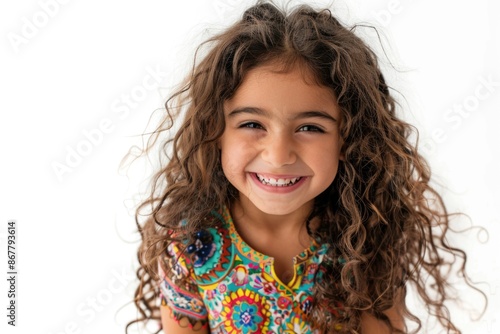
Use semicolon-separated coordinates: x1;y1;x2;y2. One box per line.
240;122;264;130
298;125;324;133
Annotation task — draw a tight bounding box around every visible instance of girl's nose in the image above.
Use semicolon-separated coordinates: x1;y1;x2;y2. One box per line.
261;133;297;167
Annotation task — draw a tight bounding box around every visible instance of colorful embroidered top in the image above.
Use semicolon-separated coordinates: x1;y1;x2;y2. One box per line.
158;206;334;333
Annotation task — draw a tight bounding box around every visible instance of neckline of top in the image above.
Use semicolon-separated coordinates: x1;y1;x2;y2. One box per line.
212;205;325;264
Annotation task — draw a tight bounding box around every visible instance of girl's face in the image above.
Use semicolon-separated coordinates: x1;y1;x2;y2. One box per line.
219;62;343;217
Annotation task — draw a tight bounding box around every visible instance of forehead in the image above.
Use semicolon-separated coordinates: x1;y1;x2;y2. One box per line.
224;62;340;118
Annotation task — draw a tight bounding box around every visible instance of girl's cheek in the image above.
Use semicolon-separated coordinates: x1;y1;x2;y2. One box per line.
220;157;240;178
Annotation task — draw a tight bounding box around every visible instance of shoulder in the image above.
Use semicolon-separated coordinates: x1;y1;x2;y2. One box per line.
185;209;236;285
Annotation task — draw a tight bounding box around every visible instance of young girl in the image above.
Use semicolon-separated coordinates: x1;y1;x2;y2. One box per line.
128;1;484;333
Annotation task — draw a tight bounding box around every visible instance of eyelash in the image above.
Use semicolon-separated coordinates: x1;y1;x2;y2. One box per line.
239;122;325;133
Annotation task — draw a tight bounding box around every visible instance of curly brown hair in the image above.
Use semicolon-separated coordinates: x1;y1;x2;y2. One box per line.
126;1;485;333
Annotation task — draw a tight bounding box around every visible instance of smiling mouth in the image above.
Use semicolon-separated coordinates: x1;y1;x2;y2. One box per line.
255;173;303;187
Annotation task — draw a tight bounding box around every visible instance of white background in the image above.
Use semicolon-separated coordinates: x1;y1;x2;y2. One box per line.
0;0;498;333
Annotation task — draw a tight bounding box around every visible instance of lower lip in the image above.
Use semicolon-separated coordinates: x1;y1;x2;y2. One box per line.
250;173;307;193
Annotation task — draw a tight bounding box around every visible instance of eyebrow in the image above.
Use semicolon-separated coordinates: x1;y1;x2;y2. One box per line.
227;107;338;123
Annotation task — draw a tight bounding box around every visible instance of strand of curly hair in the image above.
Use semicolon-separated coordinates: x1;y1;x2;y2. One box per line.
126;1;485;333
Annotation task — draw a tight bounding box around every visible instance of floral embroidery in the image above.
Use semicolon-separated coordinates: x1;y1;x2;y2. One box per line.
231;265;250;286
159;206;338;333
284;317;309;333
254;276;277;294
221;289;270;333
186;230;216;268
301;296;313;314
277;296;291;309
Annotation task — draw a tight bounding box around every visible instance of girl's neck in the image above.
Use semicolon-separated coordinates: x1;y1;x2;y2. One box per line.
231;196;313;235
229;197;317;283
229;197;317;260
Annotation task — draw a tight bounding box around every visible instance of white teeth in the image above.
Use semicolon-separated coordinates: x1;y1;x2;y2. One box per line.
256;174;301;187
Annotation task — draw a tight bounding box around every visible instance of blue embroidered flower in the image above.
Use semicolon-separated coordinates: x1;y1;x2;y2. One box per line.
233;301;262;332
186;230;216;267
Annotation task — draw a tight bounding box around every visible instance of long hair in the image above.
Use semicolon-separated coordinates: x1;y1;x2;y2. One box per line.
127;1;485;333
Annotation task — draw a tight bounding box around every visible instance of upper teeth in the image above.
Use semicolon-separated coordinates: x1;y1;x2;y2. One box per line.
256;174;301;186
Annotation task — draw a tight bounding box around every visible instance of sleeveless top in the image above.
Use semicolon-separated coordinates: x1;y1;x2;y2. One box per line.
158;206;338;333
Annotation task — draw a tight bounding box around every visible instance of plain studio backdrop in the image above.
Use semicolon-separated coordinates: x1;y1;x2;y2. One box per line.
0;0;498;333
